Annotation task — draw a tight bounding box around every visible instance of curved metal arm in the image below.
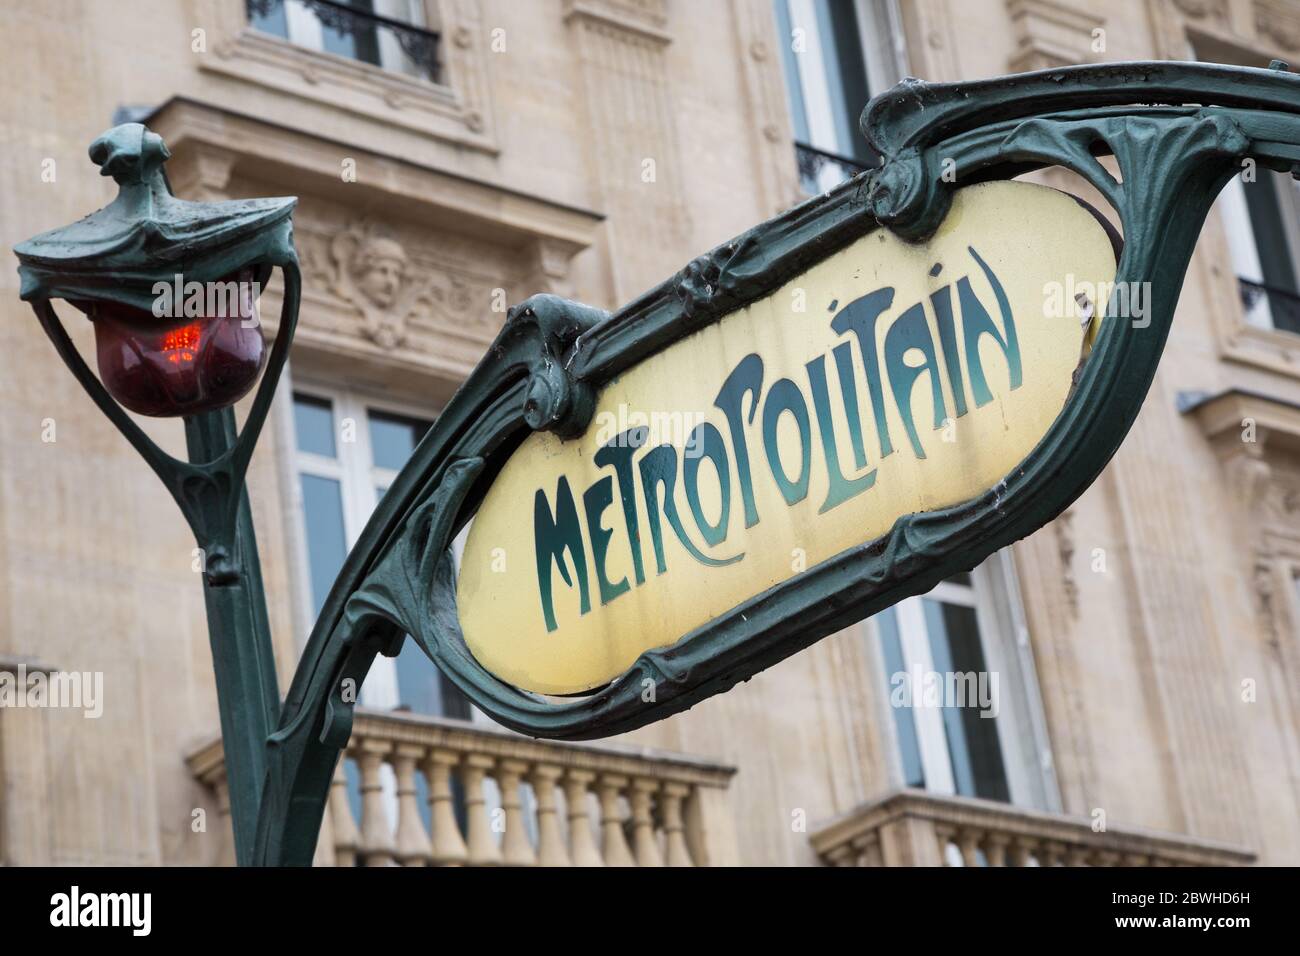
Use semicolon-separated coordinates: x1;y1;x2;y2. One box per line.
228;261;302;494
256;60;1300;865
30;262;302;582
31;261;301;865
34;297;203;498
862;59;1299;238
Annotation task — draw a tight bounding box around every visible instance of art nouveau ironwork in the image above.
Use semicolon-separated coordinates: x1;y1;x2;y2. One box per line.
15;61;1300;865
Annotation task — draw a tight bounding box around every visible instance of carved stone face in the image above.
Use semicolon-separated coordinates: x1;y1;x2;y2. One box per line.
353;237;407;309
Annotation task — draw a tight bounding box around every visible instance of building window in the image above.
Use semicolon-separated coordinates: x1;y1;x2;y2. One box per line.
870;552;1059;811
247;0;441;83
293;386;481;857
292;386;470;720
1218;169;1300;335
773;0;903;193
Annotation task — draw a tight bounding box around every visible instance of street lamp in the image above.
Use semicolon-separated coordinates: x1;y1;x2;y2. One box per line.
18;125;284;417
14;122;300;866
85;263;265;418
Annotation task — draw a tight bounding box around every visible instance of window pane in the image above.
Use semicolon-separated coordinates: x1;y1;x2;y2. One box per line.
296;394;461;718
369;410;431;471
368;407;464;720
247;0;289;38
1242;173;1300;335
318;0;381;67
777;0;878;193
922;599;1010;803
300;474;348;617
294;393;336;458
875;607;926;789
815;0;872;162
773;0;810;143
394;641;472;720
1243;172;1299;295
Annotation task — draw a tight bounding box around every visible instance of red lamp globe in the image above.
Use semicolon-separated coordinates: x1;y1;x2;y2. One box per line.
87;269;266;417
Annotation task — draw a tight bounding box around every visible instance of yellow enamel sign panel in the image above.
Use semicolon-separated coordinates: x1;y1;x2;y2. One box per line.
457;181;1117;695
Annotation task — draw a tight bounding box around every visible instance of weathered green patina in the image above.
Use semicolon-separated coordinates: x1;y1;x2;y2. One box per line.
15;122;299;866
14;61;1300;866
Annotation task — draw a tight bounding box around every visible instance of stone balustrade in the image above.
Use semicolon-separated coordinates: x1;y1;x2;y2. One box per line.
189;707;738;867
810;788;1256;867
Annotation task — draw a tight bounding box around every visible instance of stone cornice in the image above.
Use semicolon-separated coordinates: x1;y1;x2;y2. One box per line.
144;97;604;251
1006;0;1105;73
195;0;498;151
139;97;605;385
562;0;672;45
1179;387;1300;452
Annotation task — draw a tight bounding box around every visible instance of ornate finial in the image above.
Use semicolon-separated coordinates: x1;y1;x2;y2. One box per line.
15;122;296;312
87;123;171;186
500;293;605;438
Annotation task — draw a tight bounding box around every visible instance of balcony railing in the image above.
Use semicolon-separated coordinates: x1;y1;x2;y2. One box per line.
247;0;441;83
1238;276;1300;335
189;707;738;866
795;141;872;193
810;789;1256;866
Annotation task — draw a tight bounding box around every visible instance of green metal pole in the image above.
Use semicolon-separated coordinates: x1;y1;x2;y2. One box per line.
15;123;300;866
184;408;281;867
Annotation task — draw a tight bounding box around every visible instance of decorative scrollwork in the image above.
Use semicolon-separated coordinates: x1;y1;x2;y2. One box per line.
255;61;1300;865
675;236;758;321
501;294;605;438
866;143;937;237
795;140;872;193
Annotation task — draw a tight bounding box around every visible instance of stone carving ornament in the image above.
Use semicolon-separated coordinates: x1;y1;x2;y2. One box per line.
328;221;474;349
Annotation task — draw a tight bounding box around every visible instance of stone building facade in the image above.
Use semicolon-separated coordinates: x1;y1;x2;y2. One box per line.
0;0;1296;866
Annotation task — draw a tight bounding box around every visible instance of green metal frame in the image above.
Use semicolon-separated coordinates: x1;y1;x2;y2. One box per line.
14;61;1300;866
15;123;299;865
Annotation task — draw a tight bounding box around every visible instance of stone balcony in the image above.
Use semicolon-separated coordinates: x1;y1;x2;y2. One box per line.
810;788;1256;867
188;707;738;866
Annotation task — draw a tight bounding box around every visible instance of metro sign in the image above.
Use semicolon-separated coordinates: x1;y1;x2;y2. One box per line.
246;61;1288;862
458;182;1117;695
20;61;1297;866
